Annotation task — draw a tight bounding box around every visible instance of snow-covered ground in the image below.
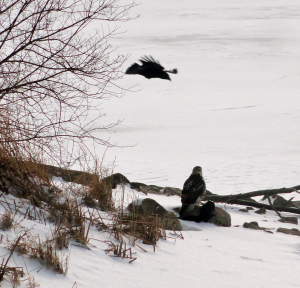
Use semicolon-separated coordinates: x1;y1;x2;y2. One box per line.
1;184;300;288
1;0;300;287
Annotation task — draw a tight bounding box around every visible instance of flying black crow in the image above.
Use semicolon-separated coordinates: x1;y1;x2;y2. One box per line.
179;166;207;218
125;56;177;80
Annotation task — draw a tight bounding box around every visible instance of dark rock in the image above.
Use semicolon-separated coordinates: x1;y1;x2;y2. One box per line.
243;222;265;230
45;164;93;185
163;187;182;196
128;198;164;216
130;182;145;191
130;182;163;195
246;207;254;210
255;207;266;214
243;222;273;233
277;228;300;236
239;208;249;213
278;217;298;225
101;173;130;189
163;212;182;231
209;207;231;227
149;185;164;192
127;198;182;231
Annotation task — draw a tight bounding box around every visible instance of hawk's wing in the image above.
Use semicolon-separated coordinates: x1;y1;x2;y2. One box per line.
181;174;206;205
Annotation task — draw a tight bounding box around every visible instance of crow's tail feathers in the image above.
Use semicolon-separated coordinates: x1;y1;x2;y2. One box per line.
125;63;141;75
164;68;178;74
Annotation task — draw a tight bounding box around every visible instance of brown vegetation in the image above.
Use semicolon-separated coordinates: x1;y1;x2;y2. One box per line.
0;0;135;168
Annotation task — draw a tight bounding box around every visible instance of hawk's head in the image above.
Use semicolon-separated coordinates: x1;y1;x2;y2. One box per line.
192;166;203;176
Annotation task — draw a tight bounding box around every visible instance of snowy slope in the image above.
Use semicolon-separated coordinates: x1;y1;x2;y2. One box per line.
1;184;300;288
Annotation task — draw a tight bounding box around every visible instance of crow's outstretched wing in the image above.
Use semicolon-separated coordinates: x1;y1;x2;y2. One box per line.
139;56;165;70
125;63;141;74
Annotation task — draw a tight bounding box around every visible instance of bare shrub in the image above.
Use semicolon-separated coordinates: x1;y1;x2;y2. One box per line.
0;233;25;285
33;241;67;274
65;205;91;247
53;228;70;250
116;213;166;246
0;0;135;167
0;211;14;231
88;175;115;212
47;198;93;248
7;233;68;275
104;241;137;263
26;275;40;288
0;265;24;288
78;155;116;212
0;140;61;209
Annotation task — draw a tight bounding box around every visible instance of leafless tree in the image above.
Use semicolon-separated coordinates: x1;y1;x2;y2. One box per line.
0;0;135;166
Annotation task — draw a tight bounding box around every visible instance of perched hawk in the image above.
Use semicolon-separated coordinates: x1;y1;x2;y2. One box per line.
125;56;177;80
179;166;206;218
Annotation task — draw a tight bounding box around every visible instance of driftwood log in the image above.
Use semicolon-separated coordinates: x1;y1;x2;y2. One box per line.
204;185;300;215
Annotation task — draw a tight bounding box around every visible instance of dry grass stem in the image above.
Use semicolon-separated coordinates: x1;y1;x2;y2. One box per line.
104;241;137;263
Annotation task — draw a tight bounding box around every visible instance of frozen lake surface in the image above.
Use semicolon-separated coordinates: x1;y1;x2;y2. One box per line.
97;0;300;193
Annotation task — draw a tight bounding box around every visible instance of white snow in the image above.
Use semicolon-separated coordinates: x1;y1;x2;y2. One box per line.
1;0;300;287
1;185;300;288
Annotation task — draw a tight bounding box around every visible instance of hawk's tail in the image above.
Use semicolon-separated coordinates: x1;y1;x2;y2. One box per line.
179;204;195;218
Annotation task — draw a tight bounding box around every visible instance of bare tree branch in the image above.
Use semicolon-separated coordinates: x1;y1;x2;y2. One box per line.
0;0;136;165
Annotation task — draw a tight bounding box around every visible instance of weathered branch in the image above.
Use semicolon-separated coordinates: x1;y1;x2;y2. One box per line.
267;196;282;218
214;198;300;215
204;185;300;202
203;185;300;215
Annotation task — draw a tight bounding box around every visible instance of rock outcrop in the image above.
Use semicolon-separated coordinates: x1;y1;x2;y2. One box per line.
127;198;182;231
163;187;182;196
209;207;231;227
101;173;130;189
180;203;231;227
278;217;298;225
277;227;300;236
130;182;163;195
